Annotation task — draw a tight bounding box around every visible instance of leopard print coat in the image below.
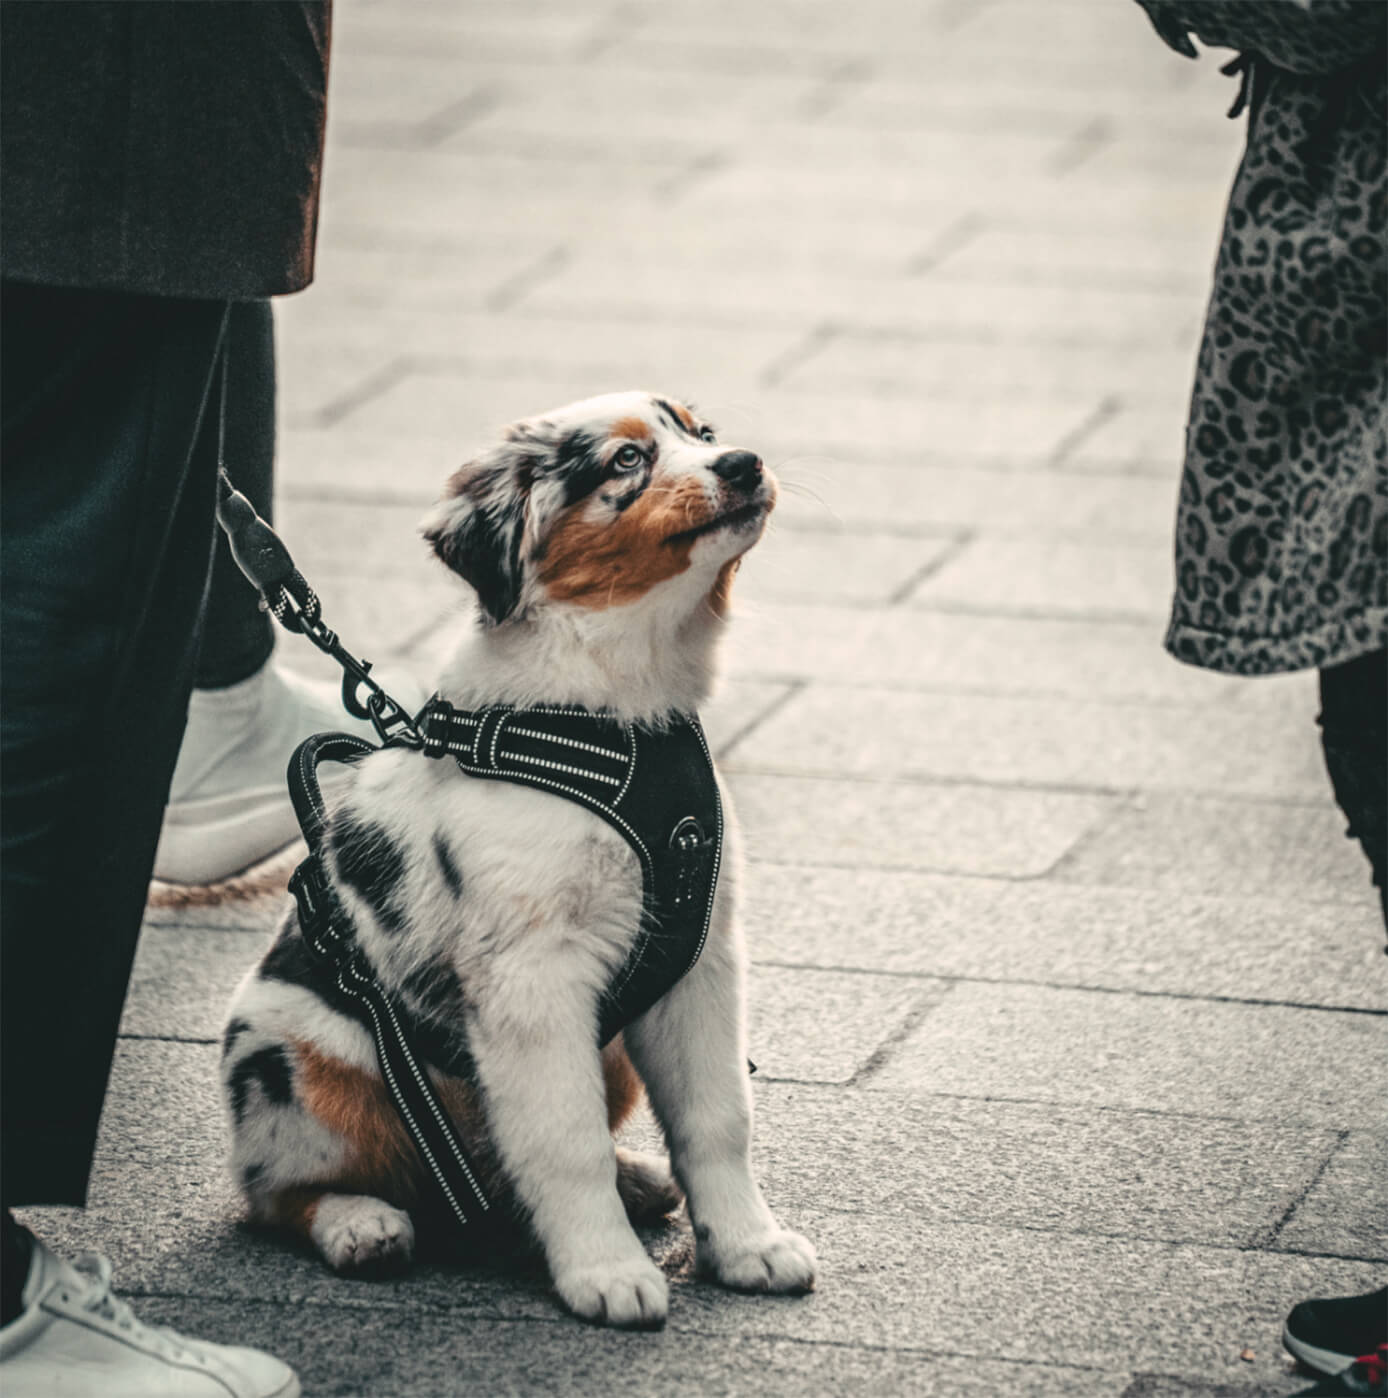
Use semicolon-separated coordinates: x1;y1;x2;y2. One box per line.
1137;1;1387;674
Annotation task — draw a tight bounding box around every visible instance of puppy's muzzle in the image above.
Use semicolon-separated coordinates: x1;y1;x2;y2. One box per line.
711;451;764;494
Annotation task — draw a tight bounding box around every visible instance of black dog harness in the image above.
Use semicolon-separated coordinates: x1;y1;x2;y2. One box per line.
416;698;723;1047
286;700;723;1236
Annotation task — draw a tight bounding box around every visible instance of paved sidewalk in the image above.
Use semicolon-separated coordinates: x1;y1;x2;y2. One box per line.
25;2;1386;1394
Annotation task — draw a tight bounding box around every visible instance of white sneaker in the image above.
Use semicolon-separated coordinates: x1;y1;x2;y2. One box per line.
154;661;426;885
0;1237;299;1397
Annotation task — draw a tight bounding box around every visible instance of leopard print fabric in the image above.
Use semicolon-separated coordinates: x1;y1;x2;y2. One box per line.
1138;2;1387;674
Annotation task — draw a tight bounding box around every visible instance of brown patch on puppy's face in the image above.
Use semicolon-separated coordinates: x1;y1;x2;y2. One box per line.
540;475;712;607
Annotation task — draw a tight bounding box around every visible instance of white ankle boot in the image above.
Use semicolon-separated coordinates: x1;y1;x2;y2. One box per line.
0;1236;298;1397
154;661;424;884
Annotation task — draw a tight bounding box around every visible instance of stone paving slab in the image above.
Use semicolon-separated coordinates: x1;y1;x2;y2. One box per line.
721;606;1237;705
739;685;1332;800
742;865;1387;1012
131;1298;1122;1398
1275;1131;1388;1262
908;536;1173;620
769;463;1180;537
25;1049;1374;1396
751;1084;1342;1254
869;983;1388;1126
746;967;948;1084
727;771;1114;878
731;528;958;607
1050;791;1375;905
787;333;1199;406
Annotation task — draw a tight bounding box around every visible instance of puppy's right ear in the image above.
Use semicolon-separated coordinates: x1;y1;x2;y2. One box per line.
421;457;530;625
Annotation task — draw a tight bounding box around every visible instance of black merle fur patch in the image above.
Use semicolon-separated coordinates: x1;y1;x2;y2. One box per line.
331;809;408;934
227;1045;294;1124
241;1162;266;1192
261;921;324;991
399;959;475;1078
551;427;609;506
222;1017;252;1060
654;397;700;441
424;467;527;624
433;833;464;898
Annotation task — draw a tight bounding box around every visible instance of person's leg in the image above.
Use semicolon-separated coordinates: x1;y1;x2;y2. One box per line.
1;282;227;1204
0;283;300;1397
1317;647;1388;931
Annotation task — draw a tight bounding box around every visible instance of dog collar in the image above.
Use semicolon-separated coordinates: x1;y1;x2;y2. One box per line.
417;697;723;1046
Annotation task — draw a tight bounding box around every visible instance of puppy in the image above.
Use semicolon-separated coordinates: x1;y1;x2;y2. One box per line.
222;392;815;1328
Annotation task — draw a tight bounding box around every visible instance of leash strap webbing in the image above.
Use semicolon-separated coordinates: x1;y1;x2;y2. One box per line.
287;733;492;1234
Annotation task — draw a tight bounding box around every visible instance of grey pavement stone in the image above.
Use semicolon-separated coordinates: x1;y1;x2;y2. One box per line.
126;1298;1121;1398
27;1045;1374;1394
1050;792;1376;905
702;678;798;758
744;864;1388;1012
868;983;1388;1127
738;527;959;607
751;1083;1340;1253
721;605;1239;705
727;772;1114;878
770;462;1180;538
745;966;946;1084
909;536;1173;620
121;928;268;1042
1275;1131;1388;1261
741;685;1332;800
784;332;1199;406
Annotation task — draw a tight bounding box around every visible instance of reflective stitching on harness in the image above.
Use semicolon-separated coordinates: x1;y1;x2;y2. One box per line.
507;727;628;763
505;752;623;784
614;726;637;807
686;720;723;974
342;958;489;1212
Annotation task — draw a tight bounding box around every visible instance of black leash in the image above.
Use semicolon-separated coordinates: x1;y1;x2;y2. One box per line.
215;470;422;749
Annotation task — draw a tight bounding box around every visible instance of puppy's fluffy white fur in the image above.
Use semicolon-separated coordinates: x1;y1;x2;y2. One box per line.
222;392;814;1328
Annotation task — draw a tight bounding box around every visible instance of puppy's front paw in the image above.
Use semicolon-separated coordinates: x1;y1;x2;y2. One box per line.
555;1254;669;1329
700;1227;816;1294
311;1194;416;1277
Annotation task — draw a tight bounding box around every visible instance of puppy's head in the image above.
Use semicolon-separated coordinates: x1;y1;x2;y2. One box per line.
422;392;775;625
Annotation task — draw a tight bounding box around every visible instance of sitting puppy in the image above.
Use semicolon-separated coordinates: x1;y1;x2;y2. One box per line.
221;392;815;1328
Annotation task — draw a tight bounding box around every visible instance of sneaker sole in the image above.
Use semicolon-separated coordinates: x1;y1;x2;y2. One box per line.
1283;1322;1355;1377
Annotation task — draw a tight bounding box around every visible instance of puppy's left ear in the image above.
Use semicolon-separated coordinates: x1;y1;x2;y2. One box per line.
422;453;531;624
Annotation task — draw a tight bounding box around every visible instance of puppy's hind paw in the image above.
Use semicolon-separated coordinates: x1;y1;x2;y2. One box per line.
555;1254;669;1329
701;1227;816;1295
616;1147;684;1224
311;1194;416;1277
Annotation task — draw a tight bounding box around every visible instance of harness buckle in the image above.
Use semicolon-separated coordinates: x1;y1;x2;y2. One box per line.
418;699;453;759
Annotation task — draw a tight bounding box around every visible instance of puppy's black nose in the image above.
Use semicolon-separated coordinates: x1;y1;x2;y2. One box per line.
711;451;763;492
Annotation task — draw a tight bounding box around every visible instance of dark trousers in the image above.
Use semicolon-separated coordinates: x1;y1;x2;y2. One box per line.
0;284;235;1205
1319;647;1388;930
196;301;277;689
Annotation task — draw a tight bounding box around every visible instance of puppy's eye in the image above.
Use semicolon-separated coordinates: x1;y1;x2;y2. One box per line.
698;426;718;444
613;444;646;472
